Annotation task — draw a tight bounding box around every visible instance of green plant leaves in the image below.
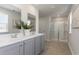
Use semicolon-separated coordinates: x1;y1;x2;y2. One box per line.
15;21;32;29
15;22;21;29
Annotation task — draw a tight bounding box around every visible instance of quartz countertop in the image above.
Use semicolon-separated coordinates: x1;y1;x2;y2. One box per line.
0;33;44;48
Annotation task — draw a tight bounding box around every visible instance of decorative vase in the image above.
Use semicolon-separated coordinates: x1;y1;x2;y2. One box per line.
18;29;25;36
19;29;22;33
24;29;31;36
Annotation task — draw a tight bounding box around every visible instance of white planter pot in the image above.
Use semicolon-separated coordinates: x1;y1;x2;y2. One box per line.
18;29;24;33
18;29;25;36
18;29;22;33
24;29;31;36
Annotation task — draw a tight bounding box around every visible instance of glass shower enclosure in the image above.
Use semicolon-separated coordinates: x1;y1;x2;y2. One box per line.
49;18;65;41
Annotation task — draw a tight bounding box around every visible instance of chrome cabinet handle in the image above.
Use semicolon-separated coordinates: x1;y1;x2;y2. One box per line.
20;44;23;47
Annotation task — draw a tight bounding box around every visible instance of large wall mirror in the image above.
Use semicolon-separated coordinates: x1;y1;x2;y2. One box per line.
27;13;36;32
0;4;21;33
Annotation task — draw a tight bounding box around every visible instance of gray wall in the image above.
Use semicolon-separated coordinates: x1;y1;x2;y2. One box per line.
68;5;79;54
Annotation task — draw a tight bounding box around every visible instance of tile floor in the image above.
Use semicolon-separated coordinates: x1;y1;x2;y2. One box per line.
41;41;71;55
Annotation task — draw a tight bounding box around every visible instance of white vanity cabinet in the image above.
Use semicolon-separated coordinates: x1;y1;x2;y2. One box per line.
23;34;44;55
0;34;44;55
34;35;45;55
23;38;35;55
0;42;23;55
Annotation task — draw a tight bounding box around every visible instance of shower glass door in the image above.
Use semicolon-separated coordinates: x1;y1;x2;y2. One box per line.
49;18;65;41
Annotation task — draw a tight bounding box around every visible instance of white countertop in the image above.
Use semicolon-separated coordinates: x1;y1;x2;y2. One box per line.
0;33;44;48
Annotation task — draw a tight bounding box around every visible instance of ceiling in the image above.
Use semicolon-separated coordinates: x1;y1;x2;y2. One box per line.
33;4;73;17
0;4;21;12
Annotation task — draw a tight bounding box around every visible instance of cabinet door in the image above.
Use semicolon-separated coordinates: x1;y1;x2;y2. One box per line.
24;39;34;55
40;35;45;51
34;36;41;55
0;42;23;55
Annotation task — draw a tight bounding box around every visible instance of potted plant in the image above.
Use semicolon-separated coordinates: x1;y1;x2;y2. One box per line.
21;21;32;35
15;20;32;35
15;21;21;33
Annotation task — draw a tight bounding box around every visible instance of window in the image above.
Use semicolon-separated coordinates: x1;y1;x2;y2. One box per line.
0;12;8;33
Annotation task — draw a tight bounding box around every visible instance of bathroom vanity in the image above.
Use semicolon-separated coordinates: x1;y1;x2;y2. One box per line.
0;33;45;55
0;5;43;55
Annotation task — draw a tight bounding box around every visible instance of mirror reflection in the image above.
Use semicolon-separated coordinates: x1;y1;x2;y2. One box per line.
0;4;21;33
28;13;36;32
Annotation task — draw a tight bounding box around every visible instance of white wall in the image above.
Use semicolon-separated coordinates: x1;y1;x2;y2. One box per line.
68;5;79;54
39;16;50;41
13;4;39;33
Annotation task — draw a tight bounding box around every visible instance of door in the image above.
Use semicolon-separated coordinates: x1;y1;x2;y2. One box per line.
58;21;64;41
40;35;45;52
0;42;23;55
34;36;41;55
24;39;35;55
